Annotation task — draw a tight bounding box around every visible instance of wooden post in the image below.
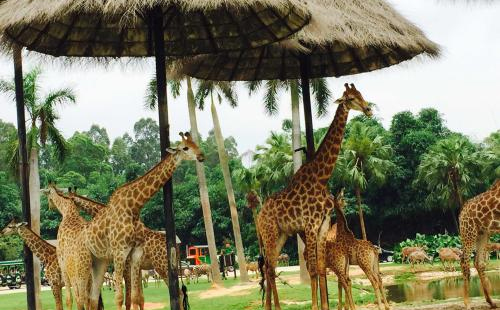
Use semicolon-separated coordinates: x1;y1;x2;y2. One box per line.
151;7;180;310
13;45;37;310
299;55;315;162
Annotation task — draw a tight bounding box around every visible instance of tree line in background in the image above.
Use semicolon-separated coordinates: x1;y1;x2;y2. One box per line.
0;68;498;263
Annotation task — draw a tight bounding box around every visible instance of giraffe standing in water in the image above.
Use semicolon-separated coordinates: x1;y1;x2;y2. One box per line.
459;179;499;309
84;132;204;310
1;219;63;310
257;84;372;310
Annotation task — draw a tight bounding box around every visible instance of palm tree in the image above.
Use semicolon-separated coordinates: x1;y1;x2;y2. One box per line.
233;166;261;252
194;80;249;282
415;135;487;232
0;66;75;305
246;78;330;283
336;122;394;240
145;76;222;284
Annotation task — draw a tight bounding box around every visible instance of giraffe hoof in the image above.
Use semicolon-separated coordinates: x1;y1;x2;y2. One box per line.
489;303;497;309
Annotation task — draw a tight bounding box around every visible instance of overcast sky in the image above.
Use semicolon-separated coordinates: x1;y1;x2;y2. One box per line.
0;1;499;154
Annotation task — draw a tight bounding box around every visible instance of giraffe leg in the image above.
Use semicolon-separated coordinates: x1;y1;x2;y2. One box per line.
130;247;144;310
317;217;331;310
52;284;63;310
62;273;73;310
271;235;287;310
337;278;343;310
475;233;496;308
306;232;319;310
125;260;132;310
89;257;107;310
460;230;476;310
114;249;132;310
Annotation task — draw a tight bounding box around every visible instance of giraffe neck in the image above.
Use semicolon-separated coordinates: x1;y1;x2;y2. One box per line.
72;194;106;217
49;191;79;217
109;151;181;213
310;103;349;185
334;206;352;236
17;226;55;263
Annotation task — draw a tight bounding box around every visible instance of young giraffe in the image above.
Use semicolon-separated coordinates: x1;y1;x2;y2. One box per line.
257;83;372;310
45;184;92;310
67;190;171;310
1;219;63;310
459;179;499;309
85;132;204;310
326;190;389;310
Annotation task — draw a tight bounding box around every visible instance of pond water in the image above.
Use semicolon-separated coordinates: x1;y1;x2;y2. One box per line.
385;273;500;303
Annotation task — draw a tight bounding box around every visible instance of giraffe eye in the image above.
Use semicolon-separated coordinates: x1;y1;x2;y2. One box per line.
183;147;189;151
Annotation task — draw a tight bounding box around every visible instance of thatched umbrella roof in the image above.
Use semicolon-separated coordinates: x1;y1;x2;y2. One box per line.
172;0;440;80
0;0;311;57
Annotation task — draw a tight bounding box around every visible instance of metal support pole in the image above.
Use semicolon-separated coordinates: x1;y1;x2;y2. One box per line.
299;55;315;162
151;7;180;310
13;45;36;310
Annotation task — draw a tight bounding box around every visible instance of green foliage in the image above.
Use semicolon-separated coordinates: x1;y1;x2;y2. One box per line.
0;235;23;261
393;233;461;263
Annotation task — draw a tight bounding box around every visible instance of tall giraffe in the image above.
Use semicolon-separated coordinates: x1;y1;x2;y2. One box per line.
85;132;203;310
1;219;63;310
326;190;389;310
459;179;499;309
45;184;92;310
257;83;372;310
68;189;172;310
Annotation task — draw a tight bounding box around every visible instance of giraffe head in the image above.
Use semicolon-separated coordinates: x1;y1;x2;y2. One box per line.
1;218;27;236
166;131;204;162
334;83;372;117
334;188;345;210
43;183;74;215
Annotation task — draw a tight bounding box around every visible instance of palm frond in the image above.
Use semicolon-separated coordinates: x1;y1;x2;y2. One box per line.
168;79;182;98
311;78;331;118
217;82;238;108
245;80;262;95
46;123;68;162
0;79;16;101
263;80;280;116
144;76;158;110
194;80;212;110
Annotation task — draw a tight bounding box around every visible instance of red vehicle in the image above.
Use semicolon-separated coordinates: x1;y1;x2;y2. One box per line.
186;245;210;265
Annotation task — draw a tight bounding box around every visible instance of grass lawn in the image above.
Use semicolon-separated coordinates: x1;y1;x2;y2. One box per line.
0;276;375;310
1;260;498;310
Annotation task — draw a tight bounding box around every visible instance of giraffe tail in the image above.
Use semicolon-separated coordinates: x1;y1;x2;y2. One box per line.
97;292;104;310
258;254;266;306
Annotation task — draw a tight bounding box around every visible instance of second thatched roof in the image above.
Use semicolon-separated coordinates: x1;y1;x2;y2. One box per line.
172;0;440;81
0;0;312;57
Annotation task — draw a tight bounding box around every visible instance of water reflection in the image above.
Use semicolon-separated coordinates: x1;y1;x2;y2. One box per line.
386;273;500;303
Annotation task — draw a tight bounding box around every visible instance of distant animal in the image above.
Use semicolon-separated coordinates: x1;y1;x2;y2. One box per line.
104;271;115;291
401;246;424;264
192;264;211;283
153;271;162;288
408;250;433;269
486;243;500;260
182;268;193;284
142;270;153;288
438;248;461;272
277;253;289;266
246;262;259;278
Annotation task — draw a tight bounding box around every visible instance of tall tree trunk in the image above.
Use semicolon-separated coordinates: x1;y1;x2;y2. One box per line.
355;186;367;240
186;78;222;285
450;175;462;233
28;147;41;310
290;80;309;284
210;97;249;282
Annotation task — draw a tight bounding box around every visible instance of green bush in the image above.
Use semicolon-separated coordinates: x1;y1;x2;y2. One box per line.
393;233;461;263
